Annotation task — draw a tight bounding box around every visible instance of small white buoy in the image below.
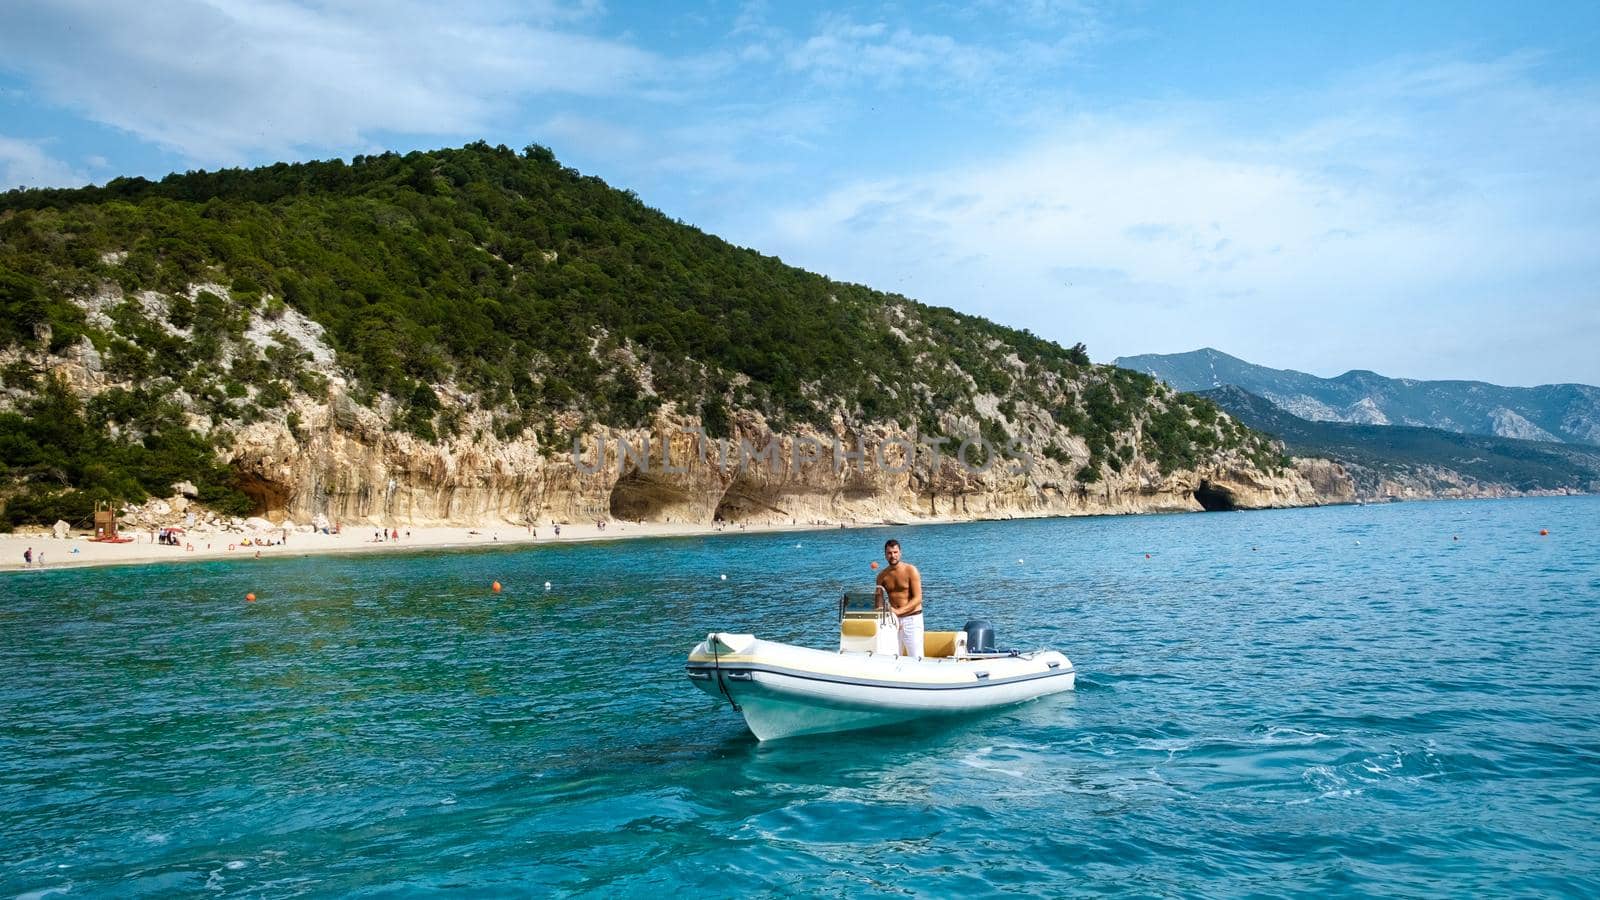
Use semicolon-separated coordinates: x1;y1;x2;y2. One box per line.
1017;558;1025;564
544;581;552;590
1355;540;1361;546
720;574;727;580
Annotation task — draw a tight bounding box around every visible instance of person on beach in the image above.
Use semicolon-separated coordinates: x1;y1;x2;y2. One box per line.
874;538;924;658
24;547;32;567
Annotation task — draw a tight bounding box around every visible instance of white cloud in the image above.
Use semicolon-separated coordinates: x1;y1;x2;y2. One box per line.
0;136;89;189
753;56;1600;384
0;0;657;162
784;15;1001;88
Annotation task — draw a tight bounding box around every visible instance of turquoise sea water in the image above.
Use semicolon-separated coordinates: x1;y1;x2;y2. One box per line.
3;495;1599;897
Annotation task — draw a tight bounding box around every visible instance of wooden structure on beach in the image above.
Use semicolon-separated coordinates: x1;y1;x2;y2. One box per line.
92;500;125;542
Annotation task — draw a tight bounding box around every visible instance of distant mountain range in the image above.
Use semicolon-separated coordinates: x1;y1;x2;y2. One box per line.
1198;385;1600;499
1113;348;1600;445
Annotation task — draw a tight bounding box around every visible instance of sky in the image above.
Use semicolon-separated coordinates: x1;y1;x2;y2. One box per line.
2;1;1598;387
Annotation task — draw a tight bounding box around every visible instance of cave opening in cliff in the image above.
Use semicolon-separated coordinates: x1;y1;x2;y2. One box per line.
608;471;687;522
712;488;754;523
235;472;289;518
713;480;784;524
1193;481;1238;512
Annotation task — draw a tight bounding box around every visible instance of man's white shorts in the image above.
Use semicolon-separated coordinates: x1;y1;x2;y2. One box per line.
897;612;924;659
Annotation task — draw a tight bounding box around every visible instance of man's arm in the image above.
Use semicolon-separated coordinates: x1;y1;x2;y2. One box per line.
908;565;922;612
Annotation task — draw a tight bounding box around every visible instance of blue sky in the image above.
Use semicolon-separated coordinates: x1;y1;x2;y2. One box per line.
3;1;1598;386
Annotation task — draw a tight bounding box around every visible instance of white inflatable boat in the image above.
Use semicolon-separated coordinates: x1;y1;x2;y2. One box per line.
686;592;1075;741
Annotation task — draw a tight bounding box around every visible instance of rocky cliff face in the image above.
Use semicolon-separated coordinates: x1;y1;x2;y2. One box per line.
225;387;1343;528
5;286;1356;530
1334;461;1593;502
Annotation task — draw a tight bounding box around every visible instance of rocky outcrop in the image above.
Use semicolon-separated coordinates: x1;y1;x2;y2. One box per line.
4;287;1357;531
216;380;1350;528
1343;463;1591;502
1289;458;1358;505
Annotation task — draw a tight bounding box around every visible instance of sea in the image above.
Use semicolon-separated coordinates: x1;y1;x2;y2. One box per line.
3;495;1598;897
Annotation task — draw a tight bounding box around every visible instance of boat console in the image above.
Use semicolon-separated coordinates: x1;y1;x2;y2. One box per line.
837;589;981;658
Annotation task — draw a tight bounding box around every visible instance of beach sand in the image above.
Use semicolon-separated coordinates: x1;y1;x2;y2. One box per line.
1;518;897;574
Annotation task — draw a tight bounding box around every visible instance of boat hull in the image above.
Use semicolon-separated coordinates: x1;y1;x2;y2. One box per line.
687;633;1075;741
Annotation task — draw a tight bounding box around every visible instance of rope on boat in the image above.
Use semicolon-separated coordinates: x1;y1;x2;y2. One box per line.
709;633;742;713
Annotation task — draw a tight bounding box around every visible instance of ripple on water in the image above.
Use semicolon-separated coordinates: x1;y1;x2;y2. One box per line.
2;496;1599;895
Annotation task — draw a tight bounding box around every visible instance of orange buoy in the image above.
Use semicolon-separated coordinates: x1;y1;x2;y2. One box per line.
245;592;256;602
492;581;502;593
870;561;879;569
1539;529;1549;536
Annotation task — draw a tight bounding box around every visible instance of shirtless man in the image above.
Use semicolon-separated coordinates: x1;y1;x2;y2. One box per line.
874;538;924;658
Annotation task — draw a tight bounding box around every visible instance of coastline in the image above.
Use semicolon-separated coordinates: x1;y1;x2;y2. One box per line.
14;491;1592;575
0;518;911;575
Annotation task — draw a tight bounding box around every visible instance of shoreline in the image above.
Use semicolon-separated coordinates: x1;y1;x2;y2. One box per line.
10;492;1588;575
0;518;911;575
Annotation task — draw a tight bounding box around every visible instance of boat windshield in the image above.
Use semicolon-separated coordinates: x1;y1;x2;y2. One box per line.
839;587;887;621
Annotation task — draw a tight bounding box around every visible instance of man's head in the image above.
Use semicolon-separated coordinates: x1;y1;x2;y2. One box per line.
884;539;901;566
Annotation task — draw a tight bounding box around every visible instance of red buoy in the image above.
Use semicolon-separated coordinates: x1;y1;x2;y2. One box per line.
870;561;879;569
492;581;502;593
245;592;256;602
1539;529;1549;536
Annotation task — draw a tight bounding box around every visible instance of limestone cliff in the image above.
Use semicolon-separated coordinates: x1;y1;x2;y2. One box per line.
224;398;1343;528
4;286;1354;530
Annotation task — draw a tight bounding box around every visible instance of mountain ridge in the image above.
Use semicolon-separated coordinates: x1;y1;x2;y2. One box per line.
1199;384;1600;500
1114;348;1600;444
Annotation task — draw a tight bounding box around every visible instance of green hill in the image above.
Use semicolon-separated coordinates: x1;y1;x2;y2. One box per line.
1;142;1282;527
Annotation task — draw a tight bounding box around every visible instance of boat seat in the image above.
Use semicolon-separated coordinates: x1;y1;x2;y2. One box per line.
841;618;877;638
841;621;961;658
923;631;959;659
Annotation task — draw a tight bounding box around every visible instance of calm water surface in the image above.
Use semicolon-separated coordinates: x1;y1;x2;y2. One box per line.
3;496;1599;897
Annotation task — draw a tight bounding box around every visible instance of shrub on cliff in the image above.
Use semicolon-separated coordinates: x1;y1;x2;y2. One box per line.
0;374;252;530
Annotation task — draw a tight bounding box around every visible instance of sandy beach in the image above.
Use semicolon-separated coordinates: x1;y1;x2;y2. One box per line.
1;518;902;574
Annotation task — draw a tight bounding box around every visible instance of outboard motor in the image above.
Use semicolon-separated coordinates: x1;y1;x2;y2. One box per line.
963;619;996;654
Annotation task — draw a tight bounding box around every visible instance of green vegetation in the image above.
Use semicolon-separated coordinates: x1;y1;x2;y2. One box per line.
0;142;1284;526
0;373;253;529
